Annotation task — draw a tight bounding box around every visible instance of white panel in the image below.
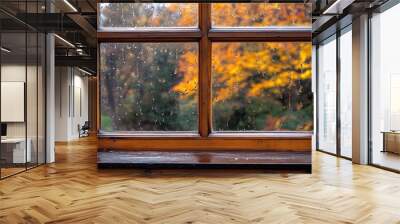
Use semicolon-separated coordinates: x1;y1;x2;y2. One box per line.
1;82;25;122
46;33;56;163
73;86;81;137
390;74;400;130
352;14;369;164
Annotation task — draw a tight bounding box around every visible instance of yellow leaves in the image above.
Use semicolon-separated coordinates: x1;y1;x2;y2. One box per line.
211;42;311;100
166;3;178;12
211;3;311;27
300;70;312;80
248;69;310;97
165;4;197;27
213;88;233;103
173;42;311;101
170;4;312;102
300;44;312;61
177;6;197;26
172;51;198;98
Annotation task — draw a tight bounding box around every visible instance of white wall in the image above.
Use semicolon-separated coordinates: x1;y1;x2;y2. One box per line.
55;66;70;141
55;67;89;141
72;73;89;138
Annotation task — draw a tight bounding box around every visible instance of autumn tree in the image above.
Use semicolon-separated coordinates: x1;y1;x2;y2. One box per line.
100;3;198;131
100;3;312;132
175;3;313;131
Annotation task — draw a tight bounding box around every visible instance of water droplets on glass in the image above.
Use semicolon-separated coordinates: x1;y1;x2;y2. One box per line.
99;3;198;30
212;42;312;131
211;3;311;28
100;42;199;132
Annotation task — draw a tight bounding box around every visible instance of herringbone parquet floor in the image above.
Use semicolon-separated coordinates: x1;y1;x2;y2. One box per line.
1;137;400;224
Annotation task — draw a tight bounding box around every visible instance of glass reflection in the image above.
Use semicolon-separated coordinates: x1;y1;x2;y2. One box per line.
27;31;38;169
371;4;400;171
1;31;27;177
0;1;46;179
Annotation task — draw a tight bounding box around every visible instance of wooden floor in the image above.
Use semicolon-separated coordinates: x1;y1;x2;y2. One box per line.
0;167;26;178
372;150;400;171
1;138;400;223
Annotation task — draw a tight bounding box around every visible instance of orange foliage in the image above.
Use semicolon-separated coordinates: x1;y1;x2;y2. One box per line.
100;3;313;131
211;42;311;102
173;3;312;102
173;51;199;97
167;3;198;26
211;3;311;27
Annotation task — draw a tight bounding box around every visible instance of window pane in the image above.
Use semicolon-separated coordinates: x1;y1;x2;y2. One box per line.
100;42;198;132
317;37;337;154
212;3;311;28
38;33;46;164
212;42;312;131
1;31;27;177
99;3;198;30
371;3;400;171
340;29;352;158
27;31;38;169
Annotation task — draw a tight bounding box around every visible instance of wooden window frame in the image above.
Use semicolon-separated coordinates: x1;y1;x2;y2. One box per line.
97;3;312;151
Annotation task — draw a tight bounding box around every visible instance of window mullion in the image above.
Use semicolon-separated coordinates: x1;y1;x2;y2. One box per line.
208;27;312;42
199;3;211;137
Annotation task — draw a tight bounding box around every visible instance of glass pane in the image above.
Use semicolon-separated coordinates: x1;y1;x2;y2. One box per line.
317;37;337;154
340;29;352;158
99;3;198;30
38;33;46;165
100;42;198;132
1;31;27;177
212;42;312;131
212;3;311;28
27;31;38;169
371;4;400;171
26;0;40;169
